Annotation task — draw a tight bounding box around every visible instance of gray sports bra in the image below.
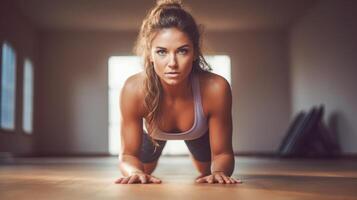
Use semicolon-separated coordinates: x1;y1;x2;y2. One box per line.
147;73;208;141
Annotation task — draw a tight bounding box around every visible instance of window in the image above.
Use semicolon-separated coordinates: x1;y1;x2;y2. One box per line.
1;42;17;130
108;56;143;155
204;55;231;85
22;58;34;134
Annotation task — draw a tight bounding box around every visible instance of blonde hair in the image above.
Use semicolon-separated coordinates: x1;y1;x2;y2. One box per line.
134;0;211;146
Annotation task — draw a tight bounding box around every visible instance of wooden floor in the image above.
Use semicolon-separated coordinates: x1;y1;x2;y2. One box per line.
1;156;357;200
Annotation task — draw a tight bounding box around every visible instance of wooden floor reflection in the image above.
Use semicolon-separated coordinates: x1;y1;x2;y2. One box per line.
1;156;357;200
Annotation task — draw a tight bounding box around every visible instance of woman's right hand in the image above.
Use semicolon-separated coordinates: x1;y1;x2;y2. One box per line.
115;171;162;184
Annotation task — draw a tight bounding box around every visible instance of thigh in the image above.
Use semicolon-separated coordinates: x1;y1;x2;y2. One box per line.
184;132;211;162
139;132;166;163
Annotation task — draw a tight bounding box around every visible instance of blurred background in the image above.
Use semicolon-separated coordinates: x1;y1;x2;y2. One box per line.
0;0;356;158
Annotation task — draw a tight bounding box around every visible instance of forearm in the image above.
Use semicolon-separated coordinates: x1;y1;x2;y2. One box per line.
211;153;235;176
119;154;144;176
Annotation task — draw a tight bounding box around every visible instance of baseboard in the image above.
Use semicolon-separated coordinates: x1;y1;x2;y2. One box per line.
234;151;278;158
0;152;14;162
3;151;357;159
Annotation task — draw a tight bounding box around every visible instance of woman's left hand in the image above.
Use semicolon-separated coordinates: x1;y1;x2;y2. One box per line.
195;171;242;184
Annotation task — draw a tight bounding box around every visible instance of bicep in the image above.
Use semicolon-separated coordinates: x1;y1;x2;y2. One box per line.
208;79;233;156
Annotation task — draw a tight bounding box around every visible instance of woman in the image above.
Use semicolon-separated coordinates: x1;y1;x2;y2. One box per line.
115;0;241;184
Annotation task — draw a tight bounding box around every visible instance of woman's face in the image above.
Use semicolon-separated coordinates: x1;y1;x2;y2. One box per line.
150;27;195;86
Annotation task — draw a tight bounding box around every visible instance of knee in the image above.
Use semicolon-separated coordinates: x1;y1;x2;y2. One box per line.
190;155;211;175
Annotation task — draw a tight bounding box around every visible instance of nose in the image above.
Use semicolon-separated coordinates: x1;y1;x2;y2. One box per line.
167;53;178;68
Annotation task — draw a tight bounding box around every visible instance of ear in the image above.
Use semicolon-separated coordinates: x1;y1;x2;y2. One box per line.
148;53;154;63
193;50;199;61
193;56;198;63
148;57;154;67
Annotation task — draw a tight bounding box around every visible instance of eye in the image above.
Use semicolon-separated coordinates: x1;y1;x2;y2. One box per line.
156;49;167;56
177;48;188;55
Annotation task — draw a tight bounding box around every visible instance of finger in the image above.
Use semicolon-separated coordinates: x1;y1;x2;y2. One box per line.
229;177;238;184
196;177;207;183
229;177;237;183
148;176;162;184
117;177;127;184
229;177;237;184
196;174;210;183
128;175;139;184
214;174;224;184
121;177;130;184
139;174;147;184
222;175;231;184
117;177;123;184
207;175;214;184
115;177;123;184
232;177;243;184
195;174;206;180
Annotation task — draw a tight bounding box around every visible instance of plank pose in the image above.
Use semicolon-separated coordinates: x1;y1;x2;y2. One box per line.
116;0;241;184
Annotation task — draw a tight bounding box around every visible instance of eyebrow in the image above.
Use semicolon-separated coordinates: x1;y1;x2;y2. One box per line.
155;44;190;49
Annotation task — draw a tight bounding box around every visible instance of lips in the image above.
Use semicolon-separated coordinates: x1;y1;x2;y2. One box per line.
164;72;180;78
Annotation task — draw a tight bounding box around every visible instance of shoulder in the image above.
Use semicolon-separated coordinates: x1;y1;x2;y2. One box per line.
198;71;232;99
120;71;146;117
197;71;232;115
122;71;146;94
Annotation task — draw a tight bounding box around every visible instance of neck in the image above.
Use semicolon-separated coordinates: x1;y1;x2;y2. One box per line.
161;75;192;100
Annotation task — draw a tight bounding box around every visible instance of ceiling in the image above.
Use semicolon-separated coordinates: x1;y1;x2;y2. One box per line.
13;0;318;32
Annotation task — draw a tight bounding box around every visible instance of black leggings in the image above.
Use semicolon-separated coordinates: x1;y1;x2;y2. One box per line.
139;131;211;163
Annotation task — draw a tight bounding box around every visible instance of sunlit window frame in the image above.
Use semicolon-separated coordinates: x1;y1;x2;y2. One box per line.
0;41;17;132
22;58;34;134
